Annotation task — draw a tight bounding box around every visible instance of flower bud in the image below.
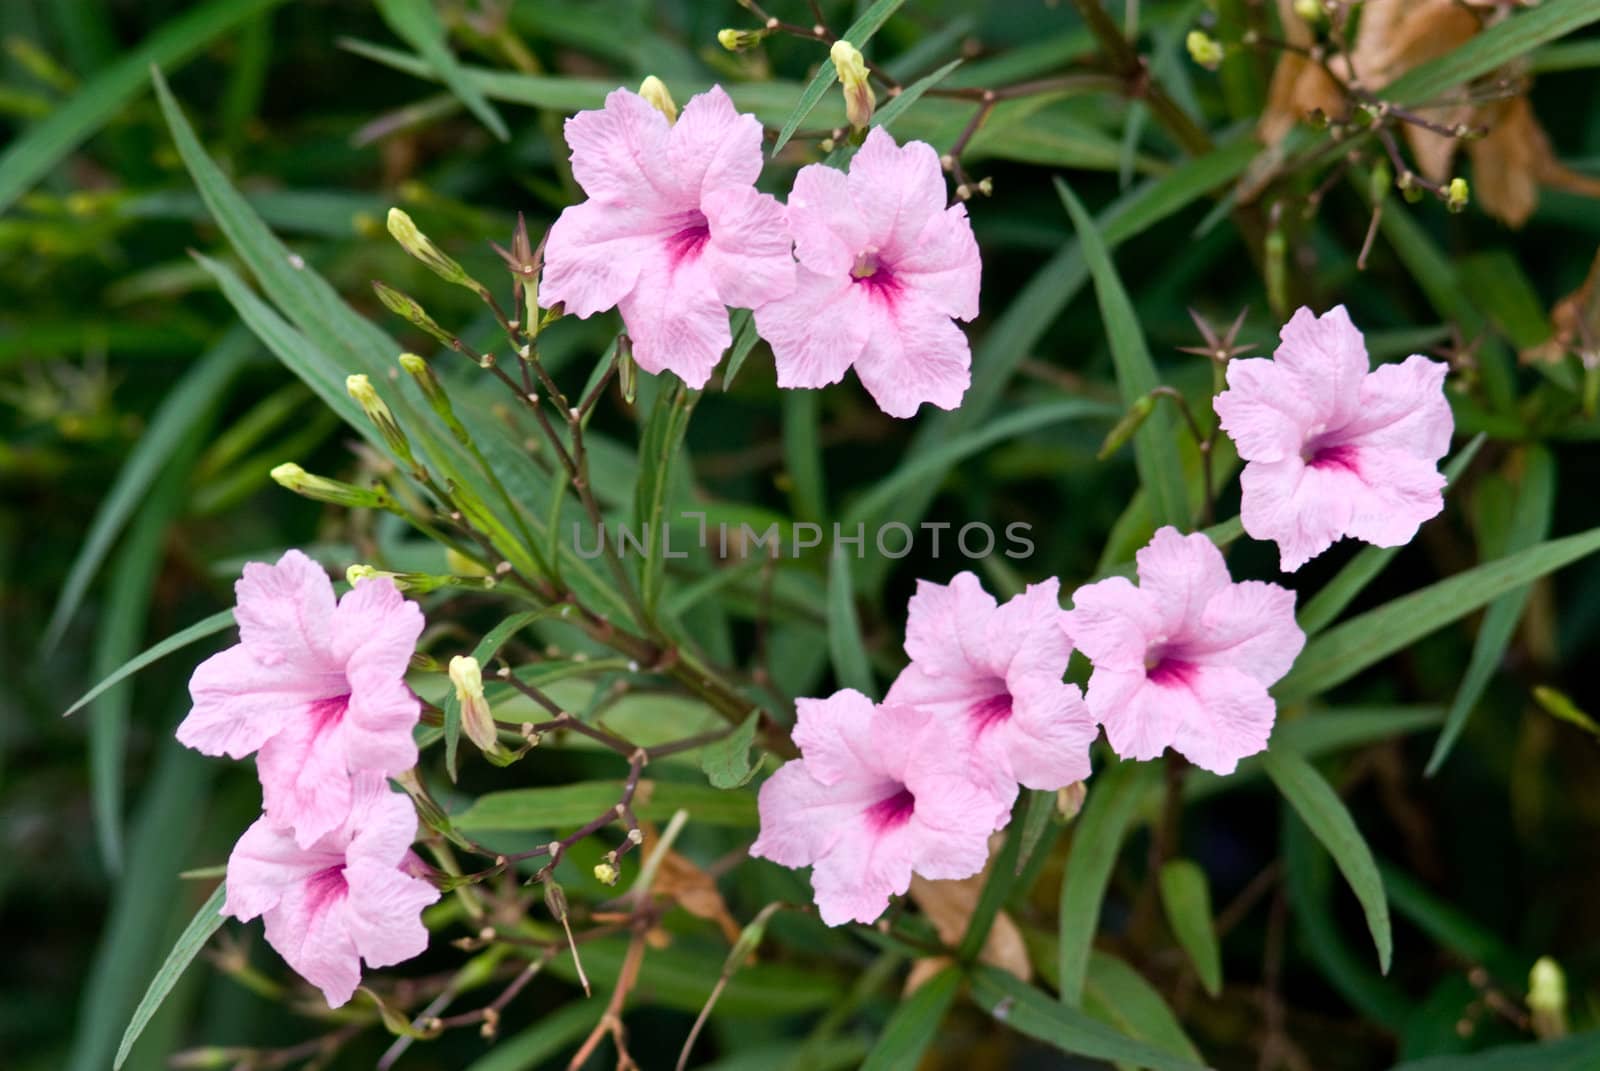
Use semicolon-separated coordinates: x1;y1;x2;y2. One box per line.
1293;0;1322;22
638;76;678;124
1447;176;1470;213
373;280;454;347
387;208;487;296
593;860;619;886
449;655;500;755
399;353;471;445
347;373;415;464
1185;30;1224;71
1529;956;1568;1039
543;879;570;920
830;41;875;131
346;563;387;585
270;463;392;510
1097;393;1157;460
718;27;770;52
616;334;638;405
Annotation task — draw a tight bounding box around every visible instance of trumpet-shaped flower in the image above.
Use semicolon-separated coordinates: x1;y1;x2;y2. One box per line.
1063;528;1304;774
754;126;981;418
1214;305;1454;570
538;85;795;389
750;689;1005;926
177;550;424;848
885;574;1094;818
223;774;439;1007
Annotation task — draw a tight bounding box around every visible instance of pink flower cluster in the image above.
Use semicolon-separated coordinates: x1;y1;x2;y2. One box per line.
539;85;981;418
177;550;438;1007
754;536;1306;925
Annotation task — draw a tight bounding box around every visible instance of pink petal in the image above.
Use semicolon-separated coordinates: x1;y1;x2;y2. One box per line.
901;572;999;681
179;645;322;759
700;186;796;310
343;775;424;867
852;293;972;418
1272;305;1370;427
1135;527;1232;635
233;550;335;670
332;577;423;682
1088;669;1181;762
1213;357;1319;464
538;198;665;319
563;87;678;205
341;674;420;775
984;676;1096;794
1239;456;1360;571
899;776;1002;880
1189;580;1304;685
669;86;763;200
790;688;879;786
808;820;915;926
1063;576;1163;670
263;878;362;1007
616;252;731;389
258;711;355;849
1340;446;1447;550
846;128;948;257
1167;665;1276;775
889;201;981;322
344;861;439;969
786;163;869;276
1343;354;1453;459
986;579;1072;681
756;267;870;389
223;814;335;922
750;760;886;868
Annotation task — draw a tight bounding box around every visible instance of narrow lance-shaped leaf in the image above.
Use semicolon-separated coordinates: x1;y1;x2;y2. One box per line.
635;382;696;619
858;966;962;1071
1157;859;1223;997
1388;0;1600;105
701;711;761;790
64;609;237;718
375;0;509;140
113;885;225;1070
1263;748;1392;974
1055;179;1188;530
827;551;875;698
1058;760;1153;1005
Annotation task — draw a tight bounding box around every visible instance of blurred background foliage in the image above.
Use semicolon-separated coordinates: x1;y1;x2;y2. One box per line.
5;1;1600;1069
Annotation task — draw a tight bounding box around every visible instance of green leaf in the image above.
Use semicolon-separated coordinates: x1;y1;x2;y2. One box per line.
1390;1031;1600;1070
64;609;236;718
871;58;963;132
858;966;961;1071
722;309;760;390
1278;520;1600;702
955;822;1024;962
1081;951;1205;1065
770;0;909;154
45;329;251;652
635;381;695;619
1380;862;1524;985
970;967;1206;1071
842;398;1117;528
1388;0;1600;105
1058;760;1153;1005
1013;788;1057;879
455;778;757;831
702;711;761;789
1426;446;1555;775
1055;179;1188;529
827;551;875;697
461;999;601;1071
112;882;223;1070
782;390;827;524
375;0;508;140
0;0;288;215
1297;434;1486;637
1262;748;1391;974
1157;860;1222;997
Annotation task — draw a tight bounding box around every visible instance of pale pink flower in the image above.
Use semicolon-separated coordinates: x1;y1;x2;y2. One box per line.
177;550;424;848
1214;305;1454;571
753;126;981;418
1062;527;1304;774
885;574;1095;819
750;689;1004;926
223;774;439;1007
538;85;795;389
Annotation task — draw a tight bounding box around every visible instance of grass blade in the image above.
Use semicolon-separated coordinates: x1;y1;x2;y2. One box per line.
64;610;236;718
1277;521;1600;702
1056;178;1188;530
858;966;961;1071
113;884;225;1070
375;0;509;141
635;382;696;620
1157;859;1223;997
1426;446;1555;775
827;551;875;697
1058;759;1152;1005
1082;951;1204;1064
1388;0;1600;105
770;0;909;155
1263;748;1392;973
0;0;287;215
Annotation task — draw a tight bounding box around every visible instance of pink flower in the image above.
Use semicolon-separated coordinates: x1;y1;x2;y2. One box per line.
1062;527;1304;774
753;126;981;418
177;550;424;848
538;85;795;389
1214;305;1454;571
223;774;439;1007
885;574;1095;819
750;689;1004;926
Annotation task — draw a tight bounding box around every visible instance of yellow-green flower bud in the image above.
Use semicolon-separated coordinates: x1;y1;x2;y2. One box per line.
386;208;486;296
347;373;414;464
1293;0;1322;23
830;41;875;131
1186;29;1224;71
718;27;770;52
593;861;619;886
398;353;470;445
372;281;454;347
1447;176;1470;213
1097;393;1158;460
638;76;678;124
1529;956;1568;1038
449;655;501;755
346;563;387;585
270;463;392;510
